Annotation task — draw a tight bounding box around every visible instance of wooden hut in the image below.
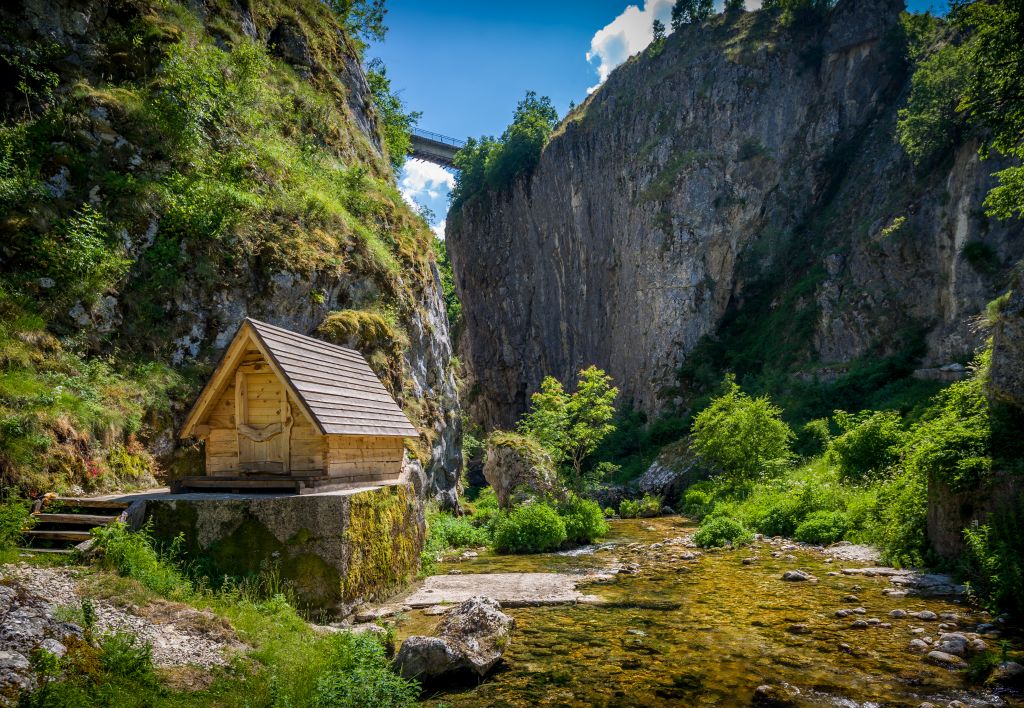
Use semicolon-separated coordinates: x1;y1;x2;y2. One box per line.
179;318;418;494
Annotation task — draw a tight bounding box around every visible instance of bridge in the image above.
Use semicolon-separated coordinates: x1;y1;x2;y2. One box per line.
409;128;464;168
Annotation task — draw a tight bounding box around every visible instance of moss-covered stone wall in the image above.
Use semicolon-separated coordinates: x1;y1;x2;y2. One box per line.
144;484;424;611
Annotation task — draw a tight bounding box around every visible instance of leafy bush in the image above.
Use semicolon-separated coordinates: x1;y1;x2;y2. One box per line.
962;508;1024;621
864;468;928;568
794;510;849;545
693;516;753;548
795;417;831;458
313;632;419;707
690;376;794;486
492;503;567;554
99;633;157;684
619;494;663;519
0;490;33;552
681;482;717;518
557;494;609;544
428;509;490;550
827;410;903;481
90;522;192;599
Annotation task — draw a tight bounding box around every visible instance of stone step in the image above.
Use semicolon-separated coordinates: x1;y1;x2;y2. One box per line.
17;547;73;555
50;497;129;510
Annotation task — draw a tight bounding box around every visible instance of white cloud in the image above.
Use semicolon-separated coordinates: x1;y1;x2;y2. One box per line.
431;220;446;240
399;159;455;208
585;1;763;91
586;0;674;91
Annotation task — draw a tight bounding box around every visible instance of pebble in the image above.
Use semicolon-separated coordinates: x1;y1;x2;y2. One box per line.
844;595;860;603
889;609;907;618
852;607;867;615
867;618;881;626
742;558;758;565
850;620;869;629
908;639;930;654
838;643;852;653
914;610;938;621
836;609;851;618
787;624;811;635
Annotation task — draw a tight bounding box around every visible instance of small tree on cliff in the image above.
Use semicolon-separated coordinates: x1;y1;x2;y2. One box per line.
724;0;745;15
671;0;714;30
518;366;619;490
652;18;666;43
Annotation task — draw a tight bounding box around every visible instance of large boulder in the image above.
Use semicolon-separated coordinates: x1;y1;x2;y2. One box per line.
483;432;563;508
990;274;1024;408
393;597;515;681
633;439;714;506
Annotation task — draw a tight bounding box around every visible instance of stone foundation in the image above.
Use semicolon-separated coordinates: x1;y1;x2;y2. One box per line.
927;472;1023;560
142;484;424;612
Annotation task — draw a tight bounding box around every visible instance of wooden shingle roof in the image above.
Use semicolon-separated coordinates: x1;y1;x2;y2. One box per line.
180;318;419;439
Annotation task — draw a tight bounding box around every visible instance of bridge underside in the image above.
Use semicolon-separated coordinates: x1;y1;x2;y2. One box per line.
409;134;460;168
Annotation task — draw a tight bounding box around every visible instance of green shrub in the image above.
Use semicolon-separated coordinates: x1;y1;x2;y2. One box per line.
693;516;753;548
557;494;608;544
681;481;717;519
962;507;1024;621
90;522;192;599
827;410;903;481
313;632;418;707
865;468;928;567
795;417;831;458
619;494;662;519
690;376;794;485
492;503;567;554
0;490;33;551
794;510;850;545
99;633;157;684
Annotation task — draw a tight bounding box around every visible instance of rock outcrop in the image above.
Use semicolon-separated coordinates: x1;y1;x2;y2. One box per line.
393;596;515;681
483;432;563;508
448;0;1024;428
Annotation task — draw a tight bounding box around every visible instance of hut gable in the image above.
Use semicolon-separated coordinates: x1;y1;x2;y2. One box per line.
179;319;417;491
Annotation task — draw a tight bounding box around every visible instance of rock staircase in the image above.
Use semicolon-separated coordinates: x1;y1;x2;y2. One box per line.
20;496;130;554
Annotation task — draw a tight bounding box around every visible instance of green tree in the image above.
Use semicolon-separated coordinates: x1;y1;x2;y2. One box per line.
328;0;388;47
690;375;794;485
652;18;667;43
724;0;746;15
898;0;1024;219
366;58;421;174
761;0;835;27
827;410;904;482
672;0;715;29
518;366;619;489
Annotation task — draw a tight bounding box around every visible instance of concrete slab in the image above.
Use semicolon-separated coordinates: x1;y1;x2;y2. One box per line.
92;484;390;502
401;573;601;608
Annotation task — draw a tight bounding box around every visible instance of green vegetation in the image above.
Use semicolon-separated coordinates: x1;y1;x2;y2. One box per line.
619;494;664;519
558;494;609;544
451;91;559;207
761;0;836;28
366;58;421;174
692;516;753;548
19;523;419;707
672;0;714;29
517;366;619;490
492;503;567;554
898;0;1024;219
690;376;794;485
678;357;1024;619
0;489;33;557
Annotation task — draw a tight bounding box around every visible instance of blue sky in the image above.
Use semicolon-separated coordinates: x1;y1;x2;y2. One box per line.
376;0;948;235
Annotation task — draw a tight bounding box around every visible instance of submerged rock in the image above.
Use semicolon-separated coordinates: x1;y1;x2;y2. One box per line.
752;682;800;707
781;570;816;582
924;650;967;669
393;597;515;680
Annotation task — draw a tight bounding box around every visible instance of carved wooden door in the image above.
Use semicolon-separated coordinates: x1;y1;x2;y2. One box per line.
235;366;292;474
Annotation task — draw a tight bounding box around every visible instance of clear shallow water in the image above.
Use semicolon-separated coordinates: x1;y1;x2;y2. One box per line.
394;517;1022;707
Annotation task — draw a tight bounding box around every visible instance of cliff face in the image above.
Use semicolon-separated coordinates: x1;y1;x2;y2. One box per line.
448;0;1024;428
0;0;460;503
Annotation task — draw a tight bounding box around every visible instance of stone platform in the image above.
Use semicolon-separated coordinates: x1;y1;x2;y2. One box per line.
400;572;601;608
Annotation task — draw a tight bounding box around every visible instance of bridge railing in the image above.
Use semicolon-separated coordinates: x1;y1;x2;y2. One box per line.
411;128;465;149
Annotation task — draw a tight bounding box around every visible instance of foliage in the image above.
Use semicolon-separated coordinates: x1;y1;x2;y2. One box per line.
451;91;558;207
899;0;1024;219
690;376;794;486
865;467;928;567
652;19;666;45
0;489;33;552
312;632;419;707
98;633;158;685
557;494;609;544
619;494;663;519
517;366;619;490
90;522;192;599
433;238;462;337
672;0;714;29
724;0;745;14
366;58;421;174
327;0;388;47
762;0;836;28
492;503;567;554
793;510;849;545
826;410;903;482
692;516;753;548
962;506;1024;621
421;505;490;572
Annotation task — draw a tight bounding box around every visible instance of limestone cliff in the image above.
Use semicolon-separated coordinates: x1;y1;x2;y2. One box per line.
448;0;1024;428
0;0;460;503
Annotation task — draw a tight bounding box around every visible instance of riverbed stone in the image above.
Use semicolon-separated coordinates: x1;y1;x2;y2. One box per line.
752;682;800;706
924;650;967;669
908;639;930;654
393;597;515;680
914;611;937;621
889;609;907;618
781;570;816;582
986;661;1024;688
935;633;969;657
